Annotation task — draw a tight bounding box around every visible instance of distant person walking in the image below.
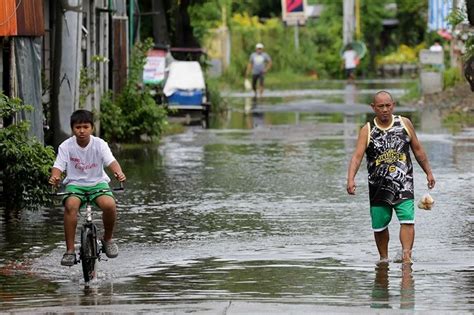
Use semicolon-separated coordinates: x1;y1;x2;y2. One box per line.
346;91;435;265
342;43;359;82
246;43;272;98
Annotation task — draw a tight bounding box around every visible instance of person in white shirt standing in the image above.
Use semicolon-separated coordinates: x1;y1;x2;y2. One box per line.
49;110;126;266
342;43;359;83
429;40;443;52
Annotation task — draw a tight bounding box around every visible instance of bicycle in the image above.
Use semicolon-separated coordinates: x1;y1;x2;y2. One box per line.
51;183;124;284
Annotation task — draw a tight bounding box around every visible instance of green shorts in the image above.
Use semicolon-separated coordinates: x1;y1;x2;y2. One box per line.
370;199;414;232
63;183;114;208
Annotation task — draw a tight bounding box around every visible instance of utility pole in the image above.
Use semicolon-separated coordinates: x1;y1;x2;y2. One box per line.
52;0;83;147
343;0;355;45
129;0;134;54
151;0;170;46
294;23;300;51
450;0;458;68
355;0;360;40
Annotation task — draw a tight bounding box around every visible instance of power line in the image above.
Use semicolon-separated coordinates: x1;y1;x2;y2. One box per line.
0;0;23;27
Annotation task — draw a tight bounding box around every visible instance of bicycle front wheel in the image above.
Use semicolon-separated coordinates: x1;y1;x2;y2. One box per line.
80;224;98;283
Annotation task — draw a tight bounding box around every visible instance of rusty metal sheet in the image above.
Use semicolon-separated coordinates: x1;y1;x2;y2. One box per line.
0;0;44;37
0;0;17;36
15;0;44;36
112;18;127;93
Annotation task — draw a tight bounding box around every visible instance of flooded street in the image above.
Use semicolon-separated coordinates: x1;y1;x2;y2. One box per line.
1;81;473;313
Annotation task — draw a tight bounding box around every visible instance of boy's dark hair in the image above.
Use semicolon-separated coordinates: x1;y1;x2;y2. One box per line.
70;109;94;129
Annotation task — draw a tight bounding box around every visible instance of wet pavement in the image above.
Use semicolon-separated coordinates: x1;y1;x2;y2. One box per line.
1;80;473;314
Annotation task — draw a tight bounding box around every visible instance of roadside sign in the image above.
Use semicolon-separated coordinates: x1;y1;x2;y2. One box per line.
281;0;307;25
143;49;166;85
419;49;444;65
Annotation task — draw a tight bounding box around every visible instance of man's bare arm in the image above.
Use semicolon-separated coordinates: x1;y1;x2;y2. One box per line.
265;59;272;73
246;62;252;76
347;124;369;194
403;117;435;189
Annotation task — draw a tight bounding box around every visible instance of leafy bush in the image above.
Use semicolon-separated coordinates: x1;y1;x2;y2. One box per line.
443;110;474;132
98;92;125;142
206;78;227;112
100;38;168;143
376;44;423;65
443;67;463;89
0;93;55;212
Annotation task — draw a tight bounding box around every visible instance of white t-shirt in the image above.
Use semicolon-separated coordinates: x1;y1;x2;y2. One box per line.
53;135;116;186
429;44;443;52
343;49;358;69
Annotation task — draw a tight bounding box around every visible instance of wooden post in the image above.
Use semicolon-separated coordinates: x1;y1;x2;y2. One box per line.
343;0;355;45
51;0;83;147
294;23;300;51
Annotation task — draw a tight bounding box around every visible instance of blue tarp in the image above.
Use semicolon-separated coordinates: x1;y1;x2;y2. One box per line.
428;0;453;31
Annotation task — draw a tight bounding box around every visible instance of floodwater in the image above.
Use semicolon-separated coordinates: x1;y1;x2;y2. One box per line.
1;80;473;314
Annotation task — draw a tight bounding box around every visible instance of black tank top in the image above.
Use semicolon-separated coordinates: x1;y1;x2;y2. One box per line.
366;115;414;205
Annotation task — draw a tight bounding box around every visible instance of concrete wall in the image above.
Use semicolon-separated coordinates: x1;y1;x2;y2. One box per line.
419;49;444;95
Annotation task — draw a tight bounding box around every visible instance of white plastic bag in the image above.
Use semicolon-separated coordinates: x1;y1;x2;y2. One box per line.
417;191;434;210
244;78;251;91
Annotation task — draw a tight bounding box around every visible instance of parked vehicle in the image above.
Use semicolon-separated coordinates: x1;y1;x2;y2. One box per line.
163;61;210;127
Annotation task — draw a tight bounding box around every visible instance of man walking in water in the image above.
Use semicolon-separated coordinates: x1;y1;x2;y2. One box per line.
246;43;272;98
346;91;435;265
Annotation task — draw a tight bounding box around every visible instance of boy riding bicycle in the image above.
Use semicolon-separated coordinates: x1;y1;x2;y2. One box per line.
49;110;126;266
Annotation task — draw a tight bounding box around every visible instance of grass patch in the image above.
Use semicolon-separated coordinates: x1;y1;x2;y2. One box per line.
398;80;421;105
163;121;186;136
443;109;474;132
218;70;334;92
443;67;463;89
264;70;320;89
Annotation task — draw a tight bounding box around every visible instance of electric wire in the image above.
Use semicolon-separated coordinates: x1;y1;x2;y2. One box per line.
0;0;23;27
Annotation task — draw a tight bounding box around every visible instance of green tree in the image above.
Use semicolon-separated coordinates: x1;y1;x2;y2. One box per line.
310;0;343;77
0;94;55;214
138;1;201;48
360;0;390;74
396;0;428;46
231;0;282;18
188;0;222;43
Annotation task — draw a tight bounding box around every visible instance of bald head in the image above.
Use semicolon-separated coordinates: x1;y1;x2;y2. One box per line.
372;90;394;104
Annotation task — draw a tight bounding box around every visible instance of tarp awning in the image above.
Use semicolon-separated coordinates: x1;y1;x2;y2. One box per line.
163;61;205;97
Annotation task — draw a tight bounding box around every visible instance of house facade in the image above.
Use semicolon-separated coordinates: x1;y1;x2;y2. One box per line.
0;0;129;146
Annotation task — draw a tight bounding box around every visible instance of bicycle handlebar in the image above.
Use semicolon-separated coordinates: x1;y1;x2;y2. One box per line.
50;182;124;197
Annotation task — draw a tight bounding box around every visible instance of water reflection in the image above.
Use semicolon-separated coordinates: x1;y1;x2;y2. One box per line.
371;264;391;309
400;265;415;310
370;264;415;310
344;83;357;106
420;107;443;133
